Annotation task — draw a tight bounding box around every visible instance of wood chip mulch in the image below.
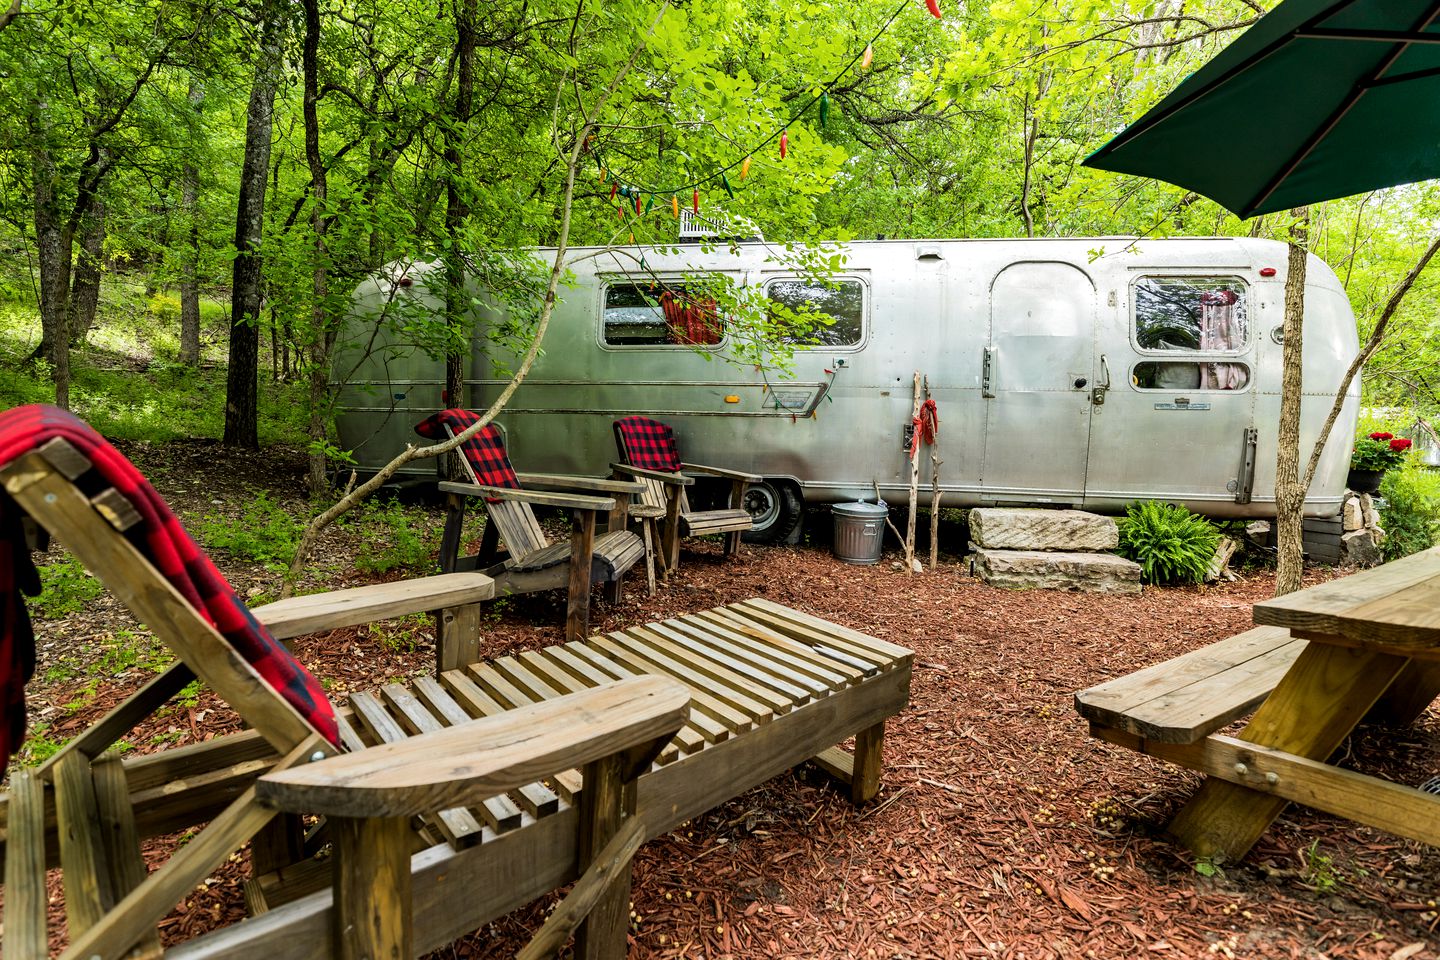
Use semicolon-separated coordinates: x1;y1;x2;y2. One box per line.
12;440;1440;960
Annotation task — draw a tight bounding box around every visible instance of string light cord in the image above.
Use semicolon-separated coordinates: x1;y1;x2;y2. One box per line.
598;0;915;197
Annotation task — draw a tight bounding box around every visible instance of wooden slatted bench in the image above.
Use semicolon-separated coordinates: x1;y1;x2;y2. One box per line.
1076;626;1305;745
244;597;913;921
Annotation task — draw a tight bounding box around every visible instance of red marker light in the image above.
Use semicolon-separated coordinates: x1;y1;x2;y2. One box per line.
1260;267;1277;277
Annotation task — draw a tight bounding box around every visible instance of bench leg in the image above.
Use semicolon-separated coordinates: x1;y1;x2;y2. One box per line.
333;815;412;960
1365;659;1440;727
810;721;887;805
436;602;481;675
1167;642;1407;862
575;755;633;960
852;721;885;804
566;510;598;643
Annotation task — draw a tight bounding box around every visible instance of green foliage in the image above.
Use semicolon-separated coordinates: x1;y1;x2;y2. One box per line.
1302;840;1340;893
1116;501;1221;586
351;498;436;575
1378;463;1440;561
33;557;105;619
197;493;301;570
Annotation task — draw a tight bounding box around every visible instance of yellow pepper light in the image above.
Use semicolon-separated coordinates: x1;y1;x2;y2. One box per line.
741;156;751;179
672;195;680;218
862;44;873;71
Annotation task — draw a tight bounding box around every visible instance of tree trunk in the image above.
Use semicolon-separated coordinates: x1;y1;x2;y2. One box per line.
302;0;332;494
1274;210;1310;597
225;0;284;448
67;198;106;346
442;0;477;479
179;79;204;367
31;92;72;409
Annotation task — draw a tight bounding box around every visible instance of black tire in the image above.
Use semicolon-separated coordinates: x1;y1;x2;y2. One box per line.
742;479;804;545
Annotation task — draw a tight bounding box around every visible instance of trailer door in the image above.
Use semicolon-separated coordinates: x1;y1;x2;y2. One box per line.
982;262;1096;504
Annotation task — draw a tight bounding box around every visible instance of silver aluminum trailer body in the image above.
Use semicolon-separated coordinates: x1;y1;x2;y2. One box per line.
333;237;1360;538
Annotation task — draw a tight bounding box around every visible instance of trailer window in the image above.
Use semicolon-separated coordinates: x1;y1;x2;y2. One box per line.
766;279;864;347
1134;277;1247;352
602;282;723;346
1133;361;1250;391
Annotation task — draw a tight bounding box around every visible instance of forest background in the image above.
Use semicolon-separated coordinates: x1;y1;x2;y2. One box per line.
1;0;1438;543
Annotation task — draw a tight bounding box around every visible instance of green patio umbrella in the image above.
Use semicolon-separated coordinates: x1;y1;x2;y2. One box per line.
1084;0;1440;218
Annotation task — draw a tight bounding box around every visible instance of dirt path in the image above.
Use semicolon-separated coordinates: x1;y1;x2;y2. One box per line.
18;441;1440;959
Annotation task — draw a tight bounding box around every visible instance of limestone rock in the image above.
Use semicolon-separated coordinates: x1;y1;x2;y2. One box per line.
969;508;1119;552
1360;493;1380;529
1341;529;1383;567
1342;497;1363;531
970;547;1141;594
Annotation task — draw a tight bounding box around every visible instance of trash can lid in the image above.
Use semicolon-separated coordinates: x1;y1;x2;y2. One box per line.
832;499;889;519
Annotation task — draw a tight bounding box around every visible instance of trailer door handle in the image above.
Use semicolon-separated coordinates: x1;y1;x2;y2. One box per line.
982;348;995;398
1091;354;1110;406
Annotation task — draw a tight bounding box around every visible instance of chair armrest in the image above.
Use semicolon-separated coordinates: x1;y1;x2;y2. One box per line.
609;463;694;486
255;677;690;818
440;481;616;512
253;572;496;640
515;472;646;497
680;462;763;483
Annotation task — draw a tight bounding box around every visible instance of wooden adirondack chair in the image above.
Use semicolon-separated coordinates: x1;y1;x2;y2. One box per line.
0;405;689;960
418;410;646;642
610;416;760;575
2;406;914;960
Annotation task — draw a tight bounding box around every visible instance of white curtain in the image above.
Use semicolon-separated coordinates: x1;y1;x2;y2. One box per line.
1198;289;1247;390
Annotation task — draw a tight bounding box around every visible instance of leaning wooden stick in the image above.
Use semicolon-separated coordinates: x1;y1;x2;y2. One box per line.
905;371;922;575
871;480;905;548
930;453;943;569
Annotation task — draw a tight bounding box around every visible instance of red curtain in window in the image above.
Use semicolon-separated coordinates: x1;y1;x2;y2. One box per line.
660;290;721;345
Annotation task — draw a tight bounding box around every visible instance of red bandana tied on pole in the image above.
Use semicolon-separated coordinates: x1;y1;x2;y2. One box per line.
910;398;939;457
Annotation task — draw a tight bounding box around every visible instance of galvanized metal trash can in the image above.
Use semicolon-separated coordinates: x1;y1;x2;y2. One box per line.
832;500;888;565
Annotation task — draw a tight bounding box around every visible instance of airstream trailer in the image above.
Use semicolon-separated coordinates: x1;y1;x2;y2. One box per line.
333;237;1360;542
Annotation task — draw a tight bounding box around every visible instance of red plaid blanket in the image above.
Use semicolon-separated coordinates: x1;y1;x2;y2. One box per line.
415;410;520;501
0;406;339;774
614;416;683;472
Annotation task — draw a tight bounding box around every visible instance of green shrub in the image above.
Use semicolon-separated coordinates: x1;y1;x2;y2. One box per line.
1379;464;1440;561
33;556;105;618
352;498;435;575
1117;500;1221;585
197;492;301;570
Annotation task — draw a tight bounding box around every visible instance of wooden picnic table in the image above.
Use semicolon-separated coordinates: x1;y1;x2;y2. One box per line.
1166;545;1440;861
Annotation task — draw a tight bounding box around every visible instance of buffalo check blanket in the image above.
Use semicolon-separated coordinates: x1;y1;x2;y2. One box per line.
414;409;521;501
613;416;684;473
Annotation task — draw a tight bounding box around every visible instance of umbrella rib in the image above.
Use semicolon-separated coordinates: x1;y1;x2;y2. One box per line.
1366;63;1440;88
1295;27;1440;43
1089;0;1364;158
1243;0;1440;216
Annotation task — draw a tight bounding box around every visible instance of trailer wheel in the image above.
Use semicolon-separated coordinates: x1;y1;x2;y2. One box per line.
742;480;804;545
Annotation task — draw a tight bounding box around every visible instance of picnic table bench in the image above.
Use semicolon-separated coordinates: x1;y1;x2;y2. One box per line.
1076;546;1440;862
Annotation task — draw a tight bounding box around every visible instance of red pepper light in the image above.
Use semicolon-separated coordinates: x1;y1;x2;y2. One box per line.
635;193;642;215
609;182;617;200
780;130;788;159
925;0;941;17
693;188;700;214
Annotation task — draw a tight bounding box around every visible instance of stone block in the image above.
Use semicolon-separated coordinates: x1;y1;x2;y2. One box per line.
969;508;1119;551
1341;529;1383;567
1360;493;1380;529
1342;496;1363;531
970;547;1141;594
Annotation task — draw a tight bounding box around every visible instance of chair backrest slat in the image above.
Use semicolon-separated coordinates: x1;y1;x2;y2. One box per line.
488;499;548;559
640;477;667;512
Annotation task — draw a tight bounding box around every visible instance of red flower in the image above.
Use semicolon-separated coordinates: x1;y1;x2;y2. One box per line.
1390;437;1413;452
1369;432;1393;440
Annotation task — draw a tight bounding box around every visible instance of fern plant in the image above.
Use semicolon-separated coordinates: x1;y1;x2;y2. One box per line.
1116;500;1220;586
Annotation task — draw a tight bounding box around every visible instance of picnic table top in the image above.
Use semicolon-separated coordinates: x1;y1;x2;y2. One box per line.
1254;545;1440;660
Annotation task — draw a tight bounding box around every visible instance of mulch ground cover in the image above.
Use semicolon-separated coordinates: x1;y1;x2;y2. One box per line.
12;440;1440;959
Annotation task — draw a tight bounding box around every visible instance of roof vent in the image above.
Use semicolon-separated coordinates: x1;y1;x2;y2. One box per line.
916;244;944;261
678;209;764;243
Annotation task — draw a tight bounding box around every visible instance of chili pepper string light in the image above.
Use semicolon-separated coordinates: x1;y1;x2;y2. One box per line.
591;0;917;207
